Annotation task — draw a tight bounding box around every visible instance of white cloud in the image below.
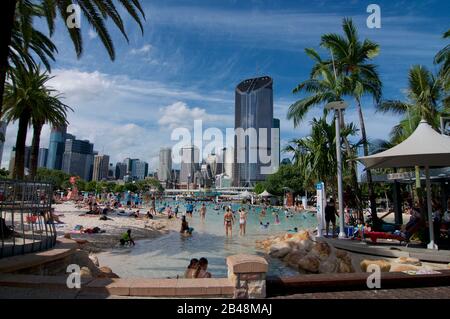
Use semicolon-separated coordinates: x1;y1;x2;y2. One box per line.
88;29;98;40
130;44;152;55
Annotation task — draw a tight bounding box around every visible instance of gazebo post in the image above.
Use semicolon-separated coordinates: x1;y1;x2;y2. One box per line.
425;166;438;250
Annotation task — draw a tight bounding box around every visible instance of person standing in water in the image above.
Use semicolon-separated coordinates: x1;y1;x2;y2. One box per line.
224;208;234;237
239;208;247;236
200;203;207;221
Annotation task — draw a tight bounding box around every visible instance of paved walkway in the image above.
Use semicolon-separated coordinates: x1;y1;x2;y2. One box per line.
274;286;450;299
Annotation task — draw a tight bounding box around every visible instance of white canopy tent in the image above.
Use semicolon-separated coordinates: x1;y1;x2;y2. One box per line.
240;190;252;198
260;190;274;197
357;120;450;249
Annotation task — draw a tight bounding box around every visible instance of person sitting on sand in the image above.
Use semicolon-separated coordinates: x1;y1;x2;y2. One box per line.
195;257;212;278
146;211;154;219
180;216;193;235
184;258;199;278
120;229;135;246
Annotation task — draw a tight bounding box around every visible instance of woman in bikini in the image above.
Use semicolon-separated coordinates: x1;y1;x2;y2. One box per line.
224;208;235;237
239;208;247;236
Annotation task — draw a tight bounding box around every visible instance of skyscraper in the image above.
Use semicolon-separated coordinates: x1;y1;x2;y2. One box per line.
158;147;172;182
38;148;48;168
180;145;200;184
92;155;110;181
0;121;7;166
115;162;127;180
272;118;281;169
234;76;274;186
62;138;94;181
47;125;67;170
133;160;148;180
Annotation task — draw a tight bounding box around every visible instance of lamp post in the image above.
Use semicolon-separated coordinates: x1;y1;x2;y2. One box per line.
326;101;348;239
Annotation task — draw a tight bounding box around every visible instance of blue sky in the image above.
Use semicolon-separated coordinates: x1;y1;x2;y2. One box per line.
2;0;449;170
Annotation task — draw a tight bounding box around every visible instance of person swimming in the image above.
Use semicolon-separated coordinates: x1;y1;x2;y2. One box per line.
260;221;270;229
274;212;280;224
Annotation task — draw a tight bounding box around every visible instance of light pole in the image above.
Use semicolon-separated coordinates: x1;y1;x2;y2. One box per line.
326;101;348;239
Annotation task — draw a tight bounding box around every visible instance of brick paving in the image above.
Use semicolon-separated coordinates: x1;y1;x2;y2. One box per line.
274;286;450;299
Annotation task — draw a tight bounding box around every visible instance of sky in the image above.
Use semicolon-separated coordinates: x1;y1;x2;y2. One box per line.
1;0;449;171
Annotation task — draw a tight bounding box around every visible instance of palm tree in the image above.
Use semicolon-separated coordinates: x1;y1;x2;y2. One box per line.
435;29;450;91
378;65;443;207
285;117;359;200
0;0;145;116
2;65;71;179
320;18;382;220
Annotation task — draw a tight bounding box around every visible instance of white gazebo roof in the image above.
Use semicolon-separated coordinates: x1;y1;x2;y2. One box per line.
357;120;450;169
260;190;273;197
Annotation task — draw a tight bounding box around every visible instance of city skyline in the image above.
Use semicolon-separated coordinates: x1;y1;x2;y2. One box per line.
0;0;448;173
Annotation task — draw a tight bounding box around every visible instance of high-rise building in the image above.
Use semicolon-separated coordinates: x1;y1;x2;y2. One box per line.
38;148;48;168
47;125;67;170
206;152;221;178
62;138;94;181
234;76;274;186
133;160;148;180
272;118;281;168
115;162;127;180
108;163;115;179
92;154;110;181
158;147;172;182
0;121;7;166
8;147;15;174
180;145;200;184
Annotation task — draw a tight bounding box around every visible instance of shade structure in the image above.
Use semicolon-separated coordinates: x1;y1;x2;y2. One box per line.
259;190;273;197
358;120;450;169
239;190;252;198
357;120;450;250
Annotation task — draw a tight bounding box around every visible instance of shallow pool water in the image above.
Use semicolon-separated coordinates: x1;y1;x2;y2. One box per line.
97;202;318;278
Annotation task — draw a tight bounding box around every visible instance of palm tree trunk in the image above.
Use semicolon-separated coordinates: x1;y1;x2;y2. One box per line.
30;121;43;179
14;111;30;180
0;0;17;117
340;112;363;218
356;97;378;223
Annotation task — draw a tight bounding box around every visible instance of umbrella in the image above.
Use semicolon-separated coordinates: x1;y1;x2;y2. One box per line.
357;120;450;249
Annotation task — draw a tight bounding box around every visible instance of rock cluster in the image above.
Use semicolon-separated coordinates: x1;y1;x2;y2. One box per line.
257;231;354;274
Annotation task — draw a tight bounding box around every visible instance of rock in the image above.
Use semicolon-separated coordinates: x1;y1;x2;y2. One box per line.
285;251;308;268
337;259;354;273
89;254;100;267
292;231;310;241
336;249;348;259
310;242;332;260
394;257;422;266
269;242;291;258
360;259;391;272
297;255;320;273
80;266;93;278
390;264;420;272
297;239;314;252
318;257;339;273
97;266;120;278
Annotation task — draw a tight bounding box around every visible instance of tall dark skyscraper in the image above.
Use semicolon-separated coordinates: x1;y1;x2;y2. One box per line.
47;125;75;170
62;138;94;181
234;76;274;186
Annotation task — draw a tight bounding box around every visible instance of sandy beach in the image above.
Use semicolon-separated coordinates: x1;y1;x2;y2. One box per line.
53;202;179;253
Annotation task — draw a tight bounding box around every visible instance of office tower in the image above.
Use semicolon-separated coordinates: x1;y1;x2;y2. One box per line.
92;154;110;181
62;138;94;181
206;152;221;178
115;162;127;180
133;160;148;180
222;147;234;179
234;76;274;186
272;118;281;168
38;148;48;168
158;147;172;182
108;163;115;179
0;121;7;166
47;125;68;170
180;145;200;184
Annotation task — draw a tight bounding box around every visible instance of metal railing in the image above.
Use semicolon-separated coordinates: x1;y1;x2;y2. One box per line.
0;179;56;258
